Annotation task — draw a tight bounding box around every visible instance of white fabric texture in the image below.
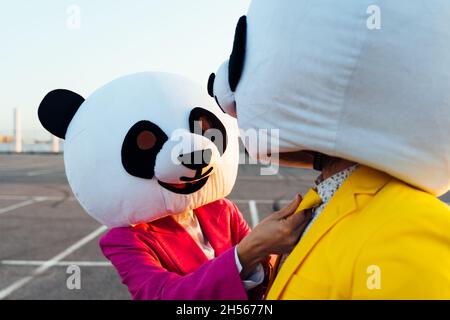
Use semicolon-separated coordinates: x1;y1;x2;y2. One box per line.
64;72;240;227
213;0;450;196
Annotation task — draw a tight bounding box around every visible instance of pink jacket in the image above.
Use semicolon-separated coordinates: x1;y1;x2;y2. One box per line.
100;199;251;300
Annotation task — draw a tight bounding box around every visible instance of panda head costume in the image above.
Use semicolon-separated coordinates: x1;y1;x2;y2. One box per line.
38;72;239;227
209;0;450;196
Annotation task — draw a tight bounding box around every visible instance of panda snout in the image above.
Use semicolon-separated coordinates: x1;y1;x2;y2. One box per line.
154;133;220;187
177;148;215;183
156;144;218;194
178;149;213;171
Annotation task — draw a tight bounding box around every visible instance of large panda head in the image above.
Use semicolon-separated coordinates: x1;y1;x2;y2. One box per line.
208;0;450;196
38;72;239;227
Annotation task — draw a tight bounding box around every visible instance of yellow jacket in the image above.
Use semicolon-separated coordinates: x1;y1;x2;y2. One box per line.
267;166;450;300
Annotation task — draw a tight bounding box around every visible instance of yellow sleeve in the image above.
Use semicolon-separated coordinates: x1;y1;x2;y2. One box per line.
351;206;450;300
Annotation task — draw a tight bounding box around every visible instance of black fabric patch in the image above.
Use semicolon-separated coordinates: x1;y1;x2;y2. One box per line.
38;89;85;139
313;153;324;171
228;15;247;92
207;73;215;97
121;120;168;179
189;107;228;156
214;96;226;114
312;152;334;171
158;175;210;195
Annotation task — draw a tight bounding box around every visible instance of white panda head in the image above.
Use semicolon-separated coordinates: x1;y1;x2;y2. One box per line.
38;72;239;227
208;0;450;196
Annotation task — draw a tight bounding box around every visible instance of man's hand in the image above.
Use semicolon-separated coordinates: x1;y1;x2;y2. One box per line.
237;194;311;278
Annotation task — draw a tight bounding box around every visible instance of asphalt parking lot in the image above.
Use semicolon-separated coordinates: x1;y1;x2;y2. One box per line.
1;154;449;300
0;153;318;300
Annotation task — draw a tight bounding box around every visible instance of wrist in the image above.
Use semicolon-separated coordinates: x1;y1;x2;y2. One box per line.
237;237;266;277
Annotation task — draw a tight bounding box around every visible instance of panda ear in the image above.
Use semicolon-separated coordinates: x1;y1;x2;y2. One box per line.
228;15;247;92
38;89;85;139
207;73;216;98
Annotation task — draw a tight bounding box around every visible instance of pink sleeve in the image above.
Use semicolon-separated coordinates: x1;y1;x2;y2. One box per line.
100;228;248;300
226;199;268;300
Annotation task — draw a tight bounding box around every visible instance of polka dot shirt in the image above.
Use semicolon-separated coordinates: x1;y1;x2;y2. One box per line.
301;164;359;237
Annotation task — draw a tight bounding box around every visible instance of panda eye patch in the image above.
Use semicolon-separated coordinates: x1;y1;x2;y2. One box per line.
122;120;168;179
189;107;228;156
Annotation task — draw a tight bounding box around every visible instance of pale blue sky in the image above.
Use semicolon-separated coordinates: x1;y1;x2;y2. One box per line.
0;0;250;140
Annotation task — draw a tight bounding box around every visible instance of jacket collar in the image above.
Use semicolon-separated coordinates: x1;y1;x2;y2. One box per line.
267;165;392;299
145;201;232;275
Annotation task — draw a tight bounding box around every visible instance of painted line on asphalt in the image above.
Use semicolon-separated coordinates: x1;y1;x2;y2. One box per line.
236;176;312;182
0;225;107;300
0;195;31;200
1;260;112;267
26;169;61;176
233;199;290;205
0;195;447;210
0;199;41;216
0;195;289;204
0;195;76;201
248;200;260;227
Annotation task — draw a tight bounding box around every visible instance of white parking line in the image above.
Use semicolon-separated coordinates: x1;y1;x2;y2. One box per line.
3;194;446;206
232;199;291;205
0;195;76;201
26;169;60;176
0;199;41;216
236;176;311;182
0;225;107;300
0;195;30;200
1;260;111;267
248;200;260;227
0;195;288;204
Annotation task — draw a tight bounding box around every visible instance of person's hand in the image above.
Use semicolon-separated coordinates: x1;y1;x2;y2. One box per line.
237;194;311;278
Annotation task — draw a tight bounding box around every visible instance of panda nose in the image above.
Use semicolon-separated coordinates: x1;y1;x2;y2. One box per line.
178;149;213;171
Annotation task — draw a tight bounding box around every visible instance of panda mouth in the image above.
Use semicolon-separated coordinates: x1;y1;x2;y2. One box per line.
158;173;211;195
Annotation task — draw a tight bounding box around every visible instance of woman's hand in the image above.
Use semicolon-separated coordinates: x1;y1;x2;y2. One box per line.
237;194;311;278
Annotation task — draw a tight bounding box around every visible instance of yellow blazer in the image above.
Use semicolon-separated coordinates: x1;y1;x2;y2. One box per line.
267;166;450;300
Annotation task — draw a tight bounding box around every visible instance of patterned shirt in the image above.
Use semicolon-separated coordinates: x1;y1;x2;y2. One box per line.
302;164;359;237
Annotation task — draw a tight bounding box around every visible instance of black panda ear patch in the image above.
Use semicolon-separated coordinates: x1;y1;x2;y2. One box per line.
207;73;216;98
228;15;247;92
38;89;85;139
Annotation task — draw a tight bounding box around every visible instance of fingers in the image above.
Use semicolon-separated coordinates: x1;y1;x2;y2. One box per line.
281;213;312;249
287;209;309;227
274;193;302;219
292;217;312;243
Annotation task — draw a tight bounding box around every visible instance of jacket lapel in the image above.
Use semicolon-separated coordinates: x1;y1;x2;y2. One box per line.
147;202;233;275
196;203;233;257
267;166;392;299
149;216;209;274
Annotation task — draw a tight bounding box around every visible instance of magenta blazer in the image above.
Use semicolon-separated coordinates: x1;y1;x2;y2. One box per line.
100;199;252;300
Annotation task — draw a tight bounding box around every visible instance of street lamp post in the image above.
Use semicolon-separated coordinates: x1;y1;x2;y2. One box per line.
14;108;22;153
